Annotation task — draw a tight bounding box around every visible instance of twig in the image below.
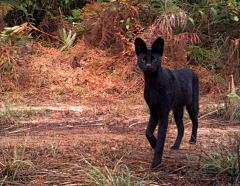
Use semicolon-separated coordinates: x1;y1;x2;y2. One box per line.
29;24;65;44
174;165;187;172
128;121;148;127
21;134;29;160
9;128;31;134
0;175;7;186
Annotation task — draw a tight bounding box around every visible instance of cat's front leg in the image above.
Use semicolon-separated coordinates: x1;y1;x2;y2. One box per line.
151;114;169;169
146;109;158;149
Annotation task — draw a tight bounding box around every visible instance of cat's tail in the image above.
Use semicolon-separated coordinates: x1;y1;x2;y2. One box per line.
192;72;199;109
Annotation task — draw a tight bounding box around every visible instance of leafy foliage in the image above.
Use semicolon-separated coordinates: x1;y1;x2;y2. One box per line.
0;0;28;16
0;22;32;45
58;28;76;51
69;8;83;22
3;0;88;32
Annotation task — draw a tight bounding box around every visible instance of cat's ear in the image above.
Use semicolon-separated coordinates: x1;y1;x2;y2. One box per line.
152;37;164;56
135;38;147;56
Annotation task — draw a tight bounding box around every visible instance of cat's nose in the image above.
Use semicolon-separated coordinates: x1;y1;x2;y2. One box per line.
146;63;152;67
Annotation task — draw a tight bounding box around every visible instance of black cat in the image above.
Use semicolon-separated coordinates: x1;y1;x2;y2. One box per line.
135;37;199;169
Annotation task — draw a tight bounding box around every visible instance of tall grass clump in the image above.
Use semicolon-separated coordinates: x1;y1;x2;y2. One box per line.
200;136;239;184
0;137;36;182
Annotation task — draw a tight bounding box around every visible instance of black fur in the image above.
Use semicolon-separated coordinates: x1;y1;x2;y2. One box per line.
135;37;199;169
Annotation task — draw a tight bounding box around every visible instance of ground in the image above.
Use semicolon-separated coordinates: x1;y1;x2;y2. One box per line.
0;41;239;185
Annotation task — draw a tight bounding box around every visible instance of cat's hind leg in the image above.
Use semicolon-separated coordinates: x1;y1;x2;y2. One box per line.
186;103;199;144
171;107;184;149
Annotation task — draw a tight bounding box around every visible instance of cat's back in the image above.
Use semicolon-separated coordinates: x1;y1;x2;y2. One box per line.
172;68;199;85
170;68;197;106
172;68;195;78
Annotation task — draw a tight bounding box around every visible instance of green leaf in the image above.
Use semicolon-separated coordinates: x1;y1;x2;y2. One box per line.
59;31;76;51
66;30;72;43
126;18;130;30
120;20;124;23
63;29;67;41
227;93;240;101
47;36;51;44
126;17;130;25
68;33;76;46
188;17;194;25
227;0;236;4
59;29;63;39
128;33;133;38
198;10;204;19
32;4;38;10
26;0;31;4
230;15;239;22
210;7;218;16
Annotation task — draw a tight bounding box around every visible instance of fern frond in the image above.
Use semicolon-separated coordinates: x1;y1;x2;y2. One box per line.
0;2;14;15
0;0;28;15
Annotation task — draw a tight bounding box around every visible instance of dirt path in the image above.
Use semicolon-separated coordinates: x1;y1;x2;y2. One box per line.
0;97;239;185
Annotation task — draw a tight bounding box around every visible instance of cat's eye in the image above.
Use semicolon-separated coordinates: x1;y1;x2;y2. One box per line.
141;59;146;63
152;59;157;63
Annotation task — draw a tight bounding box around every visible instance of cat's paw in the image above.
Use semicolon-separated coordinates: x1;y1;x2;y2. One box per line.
189;138;196;144
151;162;162;171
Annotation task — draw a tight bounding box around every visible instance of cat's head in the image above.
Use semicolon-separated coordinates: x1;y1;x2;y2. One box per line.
135;37;164;73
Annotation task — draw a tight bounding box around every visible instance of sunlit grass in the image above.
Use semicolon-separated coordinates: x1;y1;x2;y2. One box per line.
0;99;47;125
